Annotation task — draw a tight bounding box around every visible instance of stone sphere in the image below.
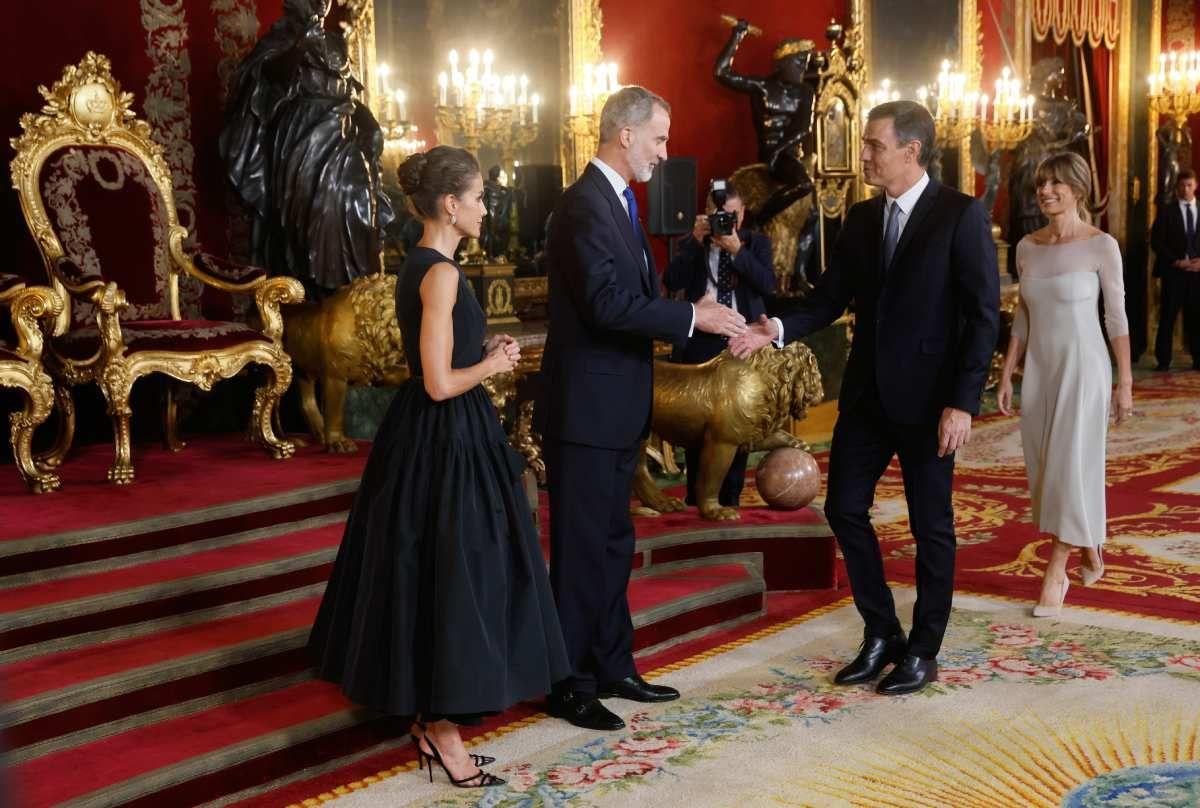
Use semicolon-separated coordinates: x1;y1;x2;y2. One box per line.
755;448;821;510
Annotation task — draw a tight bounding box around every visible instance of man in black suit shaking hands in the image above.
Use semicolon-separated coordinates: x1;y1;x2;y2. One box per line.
732;100;999;695
538;86;747;731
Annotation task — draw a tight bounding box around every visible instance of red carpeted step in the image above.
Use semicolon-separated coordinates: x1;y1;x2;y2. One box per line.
0;525;342;653
0;435;366;544
11;679;362;807
627;562;754;612
2;598;324;752
0;525;340;618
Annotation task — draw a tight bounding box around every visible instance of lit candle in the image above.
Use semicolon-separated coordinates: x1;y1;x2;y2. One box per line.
519;74;529;106
452;71;464;107
396;89;407;122
608;62;618;92
438;72;448;106
378;62;392;99
468;49;479;84
531;92;540;124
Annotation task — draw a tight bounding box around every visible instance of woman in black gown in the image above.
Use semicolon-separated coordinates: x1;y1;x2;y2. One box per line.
309;146;569;788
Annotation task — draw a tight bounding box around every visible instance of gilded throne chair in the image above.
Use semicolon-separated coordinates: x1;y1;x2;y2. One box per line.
9;53;304;483
0;275;62;492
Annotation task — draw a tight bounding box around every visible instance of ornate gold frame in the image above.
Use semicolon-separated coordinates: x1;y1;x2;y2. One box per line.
9;52;304;484
0;281;63;493
859;0;980;193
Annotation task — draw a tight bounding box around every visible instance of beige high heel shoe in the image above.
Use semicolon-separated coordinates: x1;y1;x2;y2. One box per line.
1033;576;1070;618
1081;546;1105;587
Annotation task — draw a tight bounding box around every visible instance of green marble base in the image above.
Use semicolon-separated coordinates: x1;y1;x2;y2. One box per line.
343;386;397;442
797;317;851;403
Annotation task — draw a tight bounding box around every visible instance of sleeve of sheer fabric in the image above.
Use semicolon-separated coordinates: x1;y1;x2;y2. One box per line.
1011;240;1029;343
1098;235;1129;338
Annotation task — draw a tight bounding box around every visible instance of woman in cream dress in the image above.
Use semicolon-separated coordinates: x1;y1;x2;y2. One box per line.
997;152;1134;616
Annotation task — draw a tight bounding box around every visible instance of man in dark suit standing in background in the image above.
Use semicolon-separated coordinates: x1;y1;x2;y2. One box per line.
663;179;775;507
732;100;999;696
537;86;747;731
1150;168;1200;371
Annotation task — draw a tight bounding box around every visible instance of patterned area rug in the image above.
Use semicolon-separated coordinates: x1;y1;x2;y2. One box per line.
313;590;1200;807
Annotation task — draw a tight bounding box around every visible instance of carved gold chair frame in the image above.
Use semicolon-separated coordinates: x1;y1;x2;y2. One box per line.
9;53;304;484
0;276;63;492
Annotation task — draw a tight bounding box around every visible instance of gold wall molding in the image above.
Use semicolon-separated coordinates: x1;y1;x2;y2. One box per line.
561;0;604;183
1032;0;1121;49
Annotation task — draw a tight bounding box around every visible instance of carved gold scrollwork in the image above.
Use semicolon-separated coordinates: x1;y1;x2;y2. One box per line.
1;284;64;492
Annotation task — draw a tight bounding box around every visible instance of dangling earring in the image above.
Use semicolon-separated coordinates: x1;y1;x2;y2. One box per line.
450;213;457;226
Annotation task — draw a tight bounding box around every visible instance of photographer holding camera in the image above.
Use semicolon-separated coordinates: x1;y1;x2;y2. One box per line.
663;178;776;507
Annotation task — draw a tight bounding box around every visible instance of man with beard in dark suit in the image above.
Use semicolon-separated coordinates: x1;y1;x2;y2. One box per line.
732;100;999;695
537;86;747;731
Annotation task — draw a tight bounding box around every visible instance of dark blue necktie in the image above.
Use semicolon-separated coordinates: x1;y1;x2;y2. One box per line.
621;186;641;245
1187;203;1196;258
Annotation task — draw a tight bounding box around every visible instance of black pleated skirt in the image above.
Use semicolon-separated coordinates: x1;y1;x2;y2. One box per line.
309;380;569;717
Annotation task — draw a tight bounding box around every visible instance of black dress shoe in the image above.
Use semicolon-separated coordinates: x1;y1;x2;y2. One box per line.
546;691;626;731
876;654;938;695
598;674;680;703
833;633;907;685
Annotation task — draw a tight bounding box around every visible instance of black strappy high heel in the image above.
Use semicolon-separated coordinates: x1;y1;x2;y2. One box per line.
411;722;494;767
415;732;505;788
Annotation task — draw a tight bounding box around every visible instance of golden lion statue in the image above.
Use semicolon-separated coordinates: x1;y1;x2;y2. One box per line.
633;342;823;521
282;273;409;452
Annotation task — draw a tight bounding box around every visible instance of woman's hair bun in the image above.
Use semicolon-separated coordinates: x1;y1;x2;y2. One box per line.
398;152;428;196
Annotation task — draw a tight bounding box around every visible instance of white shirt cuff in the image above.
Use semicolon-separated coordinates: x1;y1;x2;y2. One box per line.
770;317;785;347
688;303;696;338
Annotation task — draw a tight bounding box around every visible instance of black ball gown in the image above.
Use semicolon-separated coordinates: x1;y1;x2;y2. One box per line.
309;246;568;721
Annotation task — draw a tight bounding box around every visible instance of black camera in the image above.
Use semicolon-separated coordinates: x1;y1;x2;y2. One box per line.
708;210;737;236
707;179;736;236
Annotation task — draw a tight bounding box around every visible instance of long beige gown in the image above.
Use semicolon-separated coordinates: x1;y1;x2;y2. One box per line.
1012;233;1128;548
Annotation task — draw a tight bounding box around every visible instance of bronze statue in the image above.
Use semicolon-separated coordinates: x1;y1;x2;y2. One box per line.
220;0;395;299
481;165;515;262
716;18;817;224
632;342;823;521
1156;119;1193;206
1006;57;1090;269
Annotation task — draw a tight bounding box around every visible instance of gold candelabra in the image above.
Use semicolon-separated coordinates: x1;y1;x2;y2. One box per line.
435;48;542;154
1148;49;1200;124
562;62;620;179
980;67;1035;150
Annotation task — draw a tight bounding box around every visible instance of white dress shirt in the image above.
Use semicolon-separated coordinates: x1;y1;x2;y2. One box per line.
772;173;930;345
589;156;697;335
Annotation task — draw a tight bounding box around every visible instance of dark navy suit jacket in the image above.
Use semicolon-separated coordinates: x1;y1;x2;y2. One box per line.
535;162;694;449
779;179;1000;424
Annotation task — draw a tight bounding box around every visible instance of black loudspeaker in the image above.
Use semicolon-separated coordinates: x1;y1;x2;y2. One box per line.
515;164;563;245
647;156;696;236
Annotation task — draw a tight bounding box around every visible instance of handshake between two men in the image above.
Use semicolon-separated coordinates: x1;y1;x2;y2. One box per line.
691;297;782;356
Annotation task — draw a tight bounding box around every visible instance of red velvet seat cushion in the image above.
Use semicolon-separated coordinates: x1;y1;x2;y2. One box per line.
54;319;270;361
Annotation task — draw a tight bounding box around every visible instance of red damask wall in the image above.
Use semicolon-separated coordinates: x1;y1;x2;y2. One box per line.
0;1;285;282
598;0;850;265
